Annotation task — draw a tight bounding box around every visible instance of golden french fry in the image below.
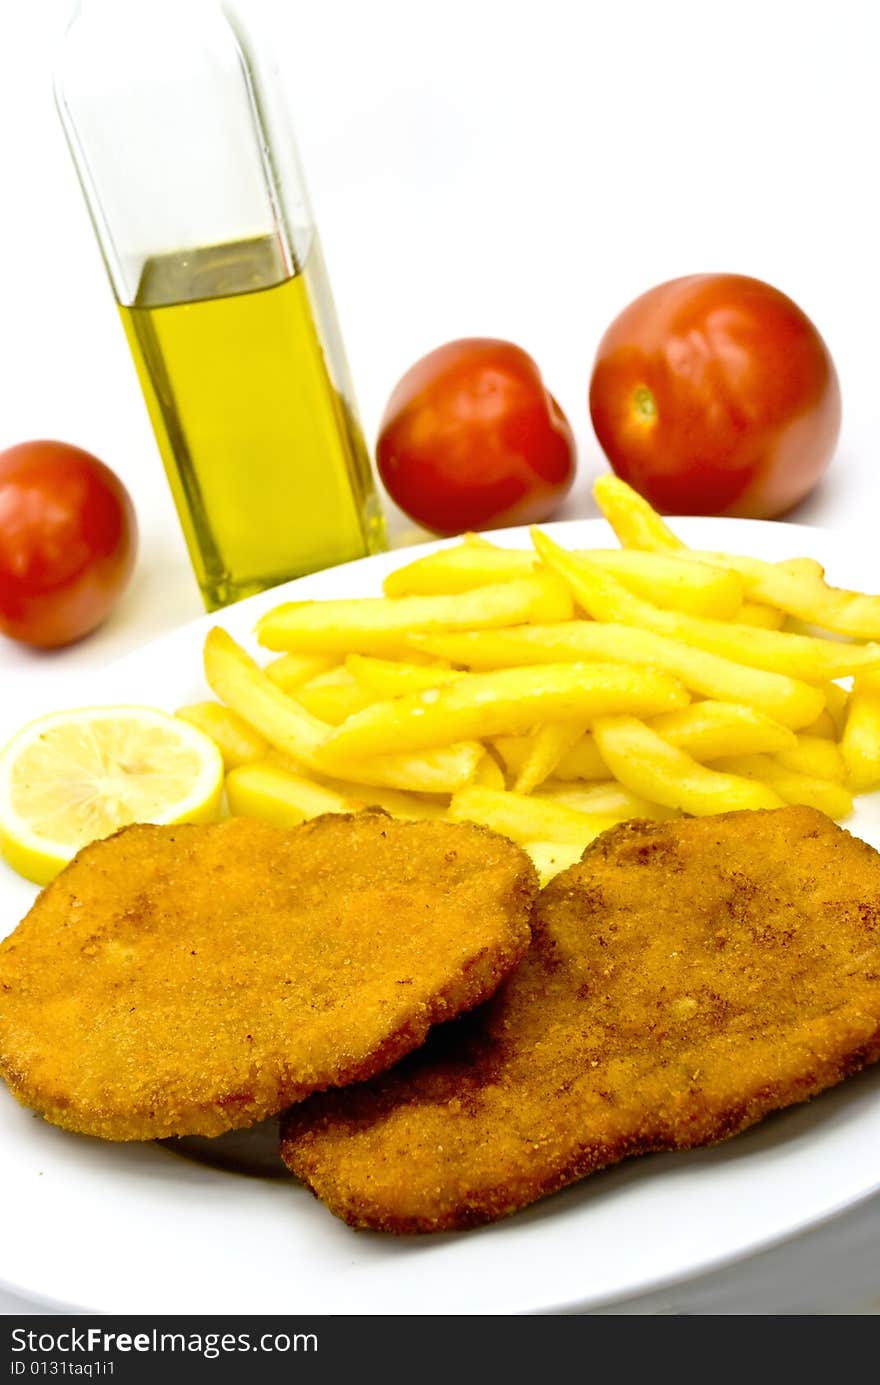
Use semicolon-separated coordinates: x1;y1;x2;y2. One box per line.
512;723;585;794
649;701;797;760
385;541;742;617
203;628;484;793
346;654;461;697
226;759;357;825
205;627;328;761
774;735;845;783
593;478;824;591
801;684;847;739
471;751;507;791
294;667;378;725
737;602;785;630
255;575;574;654
532;528;880;684
824;681;849;736
314;745;483;795
488;735;530;778
592;477;873;636
802;708;837;739
530;528;648;622
593;474;684;551
265;652;337;692
538;780;678;819
712;755;853;819
841;672;880;792
586;549;742;617
318;663;688;761
448;786;622;845
493;731;601;786
383;545;537;595
492;733;609;783
176;701;268;769
679;550;880;640
779;557;826;580
803;709;837;742
413;622;822;730
549;734;609;781
272;761;448;821
522;840;587;884
593;716;785;815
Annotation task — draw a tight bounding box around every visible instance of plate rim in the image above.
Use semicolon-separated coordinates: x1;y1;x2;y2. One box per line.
2;513;880;1316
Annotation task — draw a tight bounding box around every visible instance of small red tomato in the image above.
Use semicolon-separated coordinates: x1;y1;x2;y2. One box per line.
376;339;576;535
0;441;137;649
589;274;841;518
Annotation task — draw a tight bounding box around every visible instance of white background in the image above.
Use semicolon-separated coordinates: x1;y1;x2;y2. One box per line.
1;0;880;1313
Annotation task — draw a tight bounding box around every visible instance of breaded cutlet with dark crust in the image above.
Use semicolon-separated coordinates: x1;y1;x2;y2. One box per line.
281;806;880;1232
0;812;536;1141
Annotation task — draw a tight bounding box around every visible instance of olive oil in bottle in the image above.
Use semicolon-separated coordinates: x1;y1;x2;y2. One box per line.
120;235;385;610
55;0;386;611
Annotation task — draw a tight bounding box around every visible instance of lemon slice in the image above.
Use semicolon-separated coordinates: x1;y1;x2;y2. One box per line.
0;706;224;886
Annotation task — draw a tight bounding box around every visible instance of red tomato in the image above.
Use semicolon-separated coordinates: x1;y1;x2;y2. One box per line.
589;274;841;518
376;339;576;535
0;441;137;649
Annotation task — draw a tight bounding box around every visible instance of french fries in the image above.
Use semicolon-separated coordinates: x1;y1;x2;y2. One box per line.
317;664;689;761
841;673;880;792
471;752;508;791
539;733;609;782
537;780;677;820
737;602;785;629
532;528;880;683
265;652;337;692
803;709;837;740
585;550;742;616
448;786;622;846
412;621;823;729
824;681;850;736
293;666;378;724
204;627;328;763
204;628;484;792
511;723;584;794
712;755;854;819
684;552;880;639
594;476;880;639
648;701;797;760
382;545;537;595
192;478;880;882
593;716;786;815
593;473;683;551
522;841;586;885
493;732;609;783
384;541;742;617
176;701;268;769
255;575;574;654
226;760;357;825
346;654;461;697
227;758;458;830
774;735;845;783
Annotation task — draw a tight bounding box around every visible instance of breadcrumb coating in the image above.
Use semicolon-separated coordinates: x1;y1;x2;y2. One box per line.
0;813;535;1140
282;806;880;1231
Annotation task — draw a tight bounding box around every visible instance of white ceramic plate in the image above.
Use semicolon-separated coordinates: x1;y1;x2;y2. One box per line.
2;516;880;1316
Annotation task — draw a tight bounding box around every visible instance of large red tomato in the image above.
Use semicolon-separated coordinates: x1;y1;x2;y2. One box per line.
0;441;137;649
377;339;576;535
589;274;841;518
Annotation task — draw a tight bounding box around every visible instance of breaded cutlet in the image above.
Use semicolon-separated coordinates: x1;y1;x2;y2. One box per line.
282;806;880;1231
0;812;536;1140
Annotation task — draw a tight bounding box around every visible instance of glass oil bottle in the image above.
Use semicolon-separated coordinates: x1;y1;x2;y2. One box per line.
56;0;386;610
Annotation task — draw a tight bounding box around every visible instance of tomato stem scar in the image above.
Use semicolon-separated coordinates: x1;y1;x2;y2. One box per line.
633;386;657;424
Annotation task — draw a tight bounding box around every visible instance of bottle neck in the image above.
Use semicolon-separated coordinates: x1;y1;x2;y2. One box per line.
55;0;310;307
